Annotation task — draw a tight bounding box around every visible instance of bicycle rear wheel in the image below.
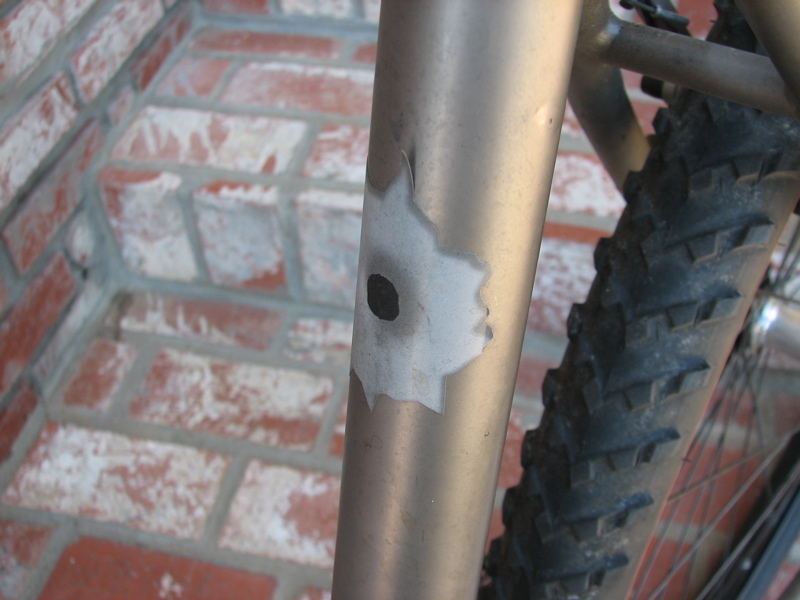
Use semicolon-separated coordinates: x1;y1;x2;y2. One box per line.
481;2;800;598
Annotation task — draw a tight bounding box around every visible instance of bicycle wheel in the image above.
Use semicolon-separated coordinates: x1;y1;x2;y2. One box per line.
481;2;800;598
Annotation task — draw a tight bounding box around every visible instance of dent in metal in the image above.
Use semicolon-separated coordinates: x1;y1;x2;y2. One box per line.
350;155;492;415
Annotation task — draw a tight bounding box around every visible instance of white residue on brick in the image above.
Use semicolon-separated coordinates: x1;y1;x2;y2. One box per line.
531;238;595;335
112;106;307;173
135;349;331;449
2;424;229;539
64;213;97;266
304;124;369;183
158;572;183;599
0;0;96;83
284;318;353;367
104;171;198;281
0;74;77;208
194;183;278;208
549;153;624;218
220;463;340;569
69;0;164;101
295;191;363;307
282;0;353;18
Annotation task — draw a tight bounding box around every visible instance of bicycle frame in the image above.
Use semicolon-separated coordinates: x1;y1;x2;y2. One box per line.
331;1;800;598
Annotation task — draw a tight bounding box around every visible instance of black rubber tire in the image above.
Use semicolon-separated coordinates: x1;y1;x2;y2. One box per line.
481;2;800;599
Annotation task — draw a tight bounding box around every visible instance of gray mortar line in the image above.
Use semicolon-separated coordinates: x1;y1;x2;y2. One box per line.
198;454;249;546
312;374;348;458
19;520;80;600
106;341;162;422
176;186;214;284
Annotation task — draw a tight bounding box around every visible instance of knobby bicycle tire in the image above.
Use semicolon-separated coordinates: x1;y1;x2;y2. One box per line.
481;2;800;599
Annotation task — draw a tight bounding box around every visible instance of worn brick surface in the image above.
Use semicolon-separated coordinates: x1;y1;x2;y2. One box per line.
0;520;52;600
155;56;230;98
295;588;331;600
62;338;138;411
194;181;286;292
295;189;362;307
2;121;104;273
0;74;78;209
0;0;96;84
98;167;197;281
131;348;332;450
0;254;75;397
514;353;560;399
38;537;277;600
0;385;38;463
191;29;342;59
112;106;307;173
352;43;376;64
107;84;137;125
303;123;368;183
131;5;191;91
4;423;230;539
110;292;282;351
221;462;340;568
282;0;353;18
283;318;353;367
69;0;164;101
221;62;373;116
203;0;271;14
549;152;624;218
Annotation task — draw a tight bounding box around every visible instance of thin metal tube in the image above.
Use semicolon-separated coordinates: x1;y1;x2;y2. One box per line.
736;0;800;108
331;1;583;598
602;18;800;119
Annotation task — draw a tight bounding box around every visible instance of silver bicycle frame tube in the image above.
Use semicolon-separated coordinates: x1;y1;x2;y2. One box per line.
331;1;583;598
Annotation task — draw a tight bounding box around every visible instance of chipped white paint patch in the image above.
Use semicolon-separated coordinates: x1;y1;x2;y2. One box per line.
351;159;492;414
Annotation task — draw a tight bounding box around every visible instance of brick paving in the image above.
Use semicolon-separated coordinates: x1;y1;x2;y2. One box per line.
0;1;797;599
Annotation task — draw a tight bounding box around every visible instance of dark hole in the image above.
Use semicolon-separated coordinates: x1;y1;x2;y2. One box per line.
367;274;400;321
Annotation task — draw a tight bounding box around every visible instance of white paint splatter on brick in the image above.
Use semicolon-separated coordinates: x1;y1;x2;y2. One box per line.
284;318;353;367
69;0;164;101
194;183;285;291
549;153;624;218
0;74;78;209
303;124;369;183
158;572;184;599
64;213;97;267
295;189;362;307
282;0;353;18
221;463;340;569
3;424;229;539
0;0;96;83
530;237;595;336
131;348;332;450
112;106;307;173
100;170;198;281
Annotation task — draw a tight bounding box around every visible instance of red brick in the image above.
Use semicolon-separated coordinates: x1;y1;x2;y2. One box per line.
498;409;525;490
631;536;703;600
203;0;270;14
283;317;353;367
2;122;104;273
282;0;353;18
775;391;800;437
156;57;230;98
328;394;346;457
110;292;282;351
763;558;800;600
294;189;362;307
131;348;332;450
0;254;75;397
221;62;374;116
3;423;230;538
112;106;307;173
62;339;137;411
550;152;624;218
0;74;78;209
633;99;665;135
132;5;191;91
679;0;717;39
0;520;52;600
191;29;341;58
352;43;377;64
69;0;164;101
303;123;369;183
0;279;7;314
193;181;286;292
98;168;197;281
0;0;96;84
220;462;340;568
485;506;504;554
0;385;38;463
39;537;276;600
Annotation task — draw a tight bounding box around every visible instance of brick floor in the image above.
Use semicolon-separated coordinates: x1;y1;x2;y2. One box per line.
0;3;797;599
